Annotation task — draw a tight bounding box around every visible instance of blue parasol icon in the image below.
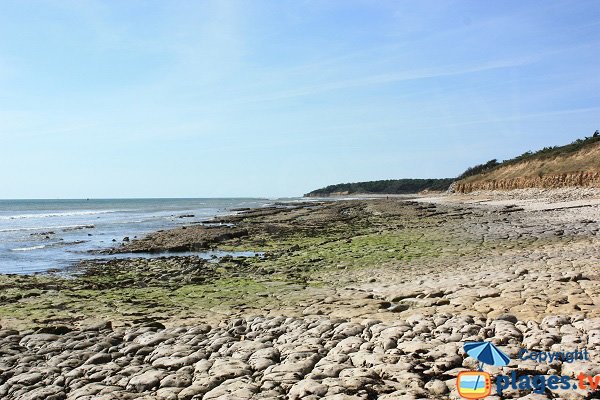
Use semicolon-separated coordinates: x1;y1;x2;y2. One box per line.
464;341;511;370
463;341;510;396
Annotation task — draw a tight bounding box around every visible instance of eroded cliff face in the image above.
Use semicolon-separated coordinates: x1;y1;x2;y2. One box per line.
454;171;600;193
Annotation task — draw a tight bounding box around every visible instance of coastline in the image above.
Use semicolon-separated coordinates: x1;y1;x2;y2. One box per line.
0;198;278;275
1;190;599;399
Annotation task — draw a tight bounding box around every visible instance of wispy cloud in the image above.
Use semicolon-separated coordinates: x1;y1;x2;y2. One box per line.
1;0;598;197
232;56;536;104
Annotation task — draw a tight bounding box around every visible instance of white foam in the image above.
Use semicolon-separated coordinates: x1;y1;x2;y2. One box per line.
0;210;121;220
0;224;96;233
11;245;47;252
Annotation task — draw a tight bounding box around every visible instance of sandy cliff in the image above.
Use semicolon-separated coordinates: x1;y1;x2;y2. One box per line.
454;138;600;193
454;171;600;192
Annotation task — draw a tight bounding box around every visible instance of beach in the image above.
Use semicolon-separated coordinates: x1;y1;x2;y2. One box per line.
1;190;599;399
3;0;598;398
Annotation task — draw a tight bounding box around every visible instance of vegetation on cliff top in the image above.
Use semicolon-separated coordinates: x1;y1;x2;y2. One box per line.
304;178;455;197
461;132;600;176
502;131;599;164
306;132;600;196
456;131;600;185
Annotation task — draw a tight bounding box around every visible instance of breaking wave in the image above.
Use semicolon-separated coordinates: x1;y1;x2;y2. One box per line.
0;224;96;233
0;210;121;220
11;245;47;252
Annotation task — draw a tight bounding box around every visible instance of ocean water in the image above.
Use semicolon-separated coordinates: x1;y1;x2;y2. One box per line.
0;198;275;275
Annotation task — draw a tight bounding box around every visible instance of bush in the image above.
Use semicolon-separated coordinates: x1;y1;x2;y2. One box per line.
458;131;600;180
305;178;455;196
457;159;500;180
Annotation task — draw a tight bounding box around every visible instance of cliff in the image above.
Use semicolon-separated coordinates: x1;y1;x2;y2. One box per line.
454;171;600;192
453;135;600;193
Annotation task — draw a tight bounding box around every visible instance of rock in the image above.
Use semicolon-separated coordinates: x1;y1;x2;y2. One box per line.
160;372;192;388
177;383;210;400
84;352;112;365
18;386;65;400
6;372;44;386
82;320;113;331
495;314;518;324
127;370;168;392
388;303;410;312
156;387;182;400
288;379;328;399
208;358;252;382
203;377;259;399
574;318;600;332
425;379;449;395
541;315;570;328
35;326;72;335
66;383;114;399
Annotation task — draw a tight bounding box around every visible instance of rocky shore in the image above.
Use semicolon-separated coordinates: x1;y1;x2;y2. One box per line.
1;191;599;399
2;313;600;400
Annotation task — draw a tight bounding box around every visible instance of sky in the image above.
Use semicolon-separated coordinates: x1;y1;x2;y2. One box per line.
1;0;599;199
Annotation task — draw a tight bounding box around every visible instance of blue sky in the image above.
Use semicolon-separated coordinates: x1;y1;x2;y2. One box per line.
1;0;599;198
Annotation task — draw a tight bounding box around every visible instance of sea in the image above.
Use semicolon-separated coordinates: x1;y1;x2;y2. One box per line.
0;198;278;275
